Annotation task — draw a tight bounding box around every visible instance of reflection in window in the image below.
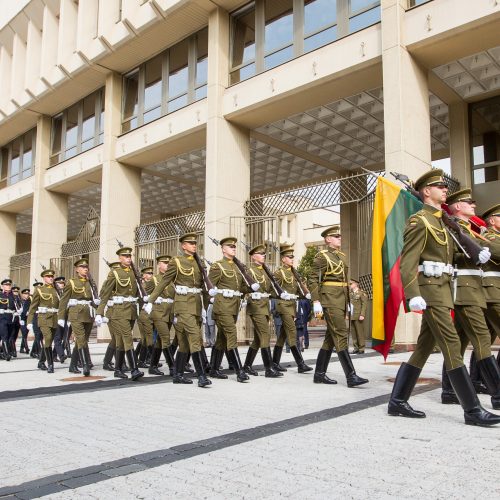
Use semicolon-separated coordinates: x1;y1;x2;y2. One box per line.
349;0;381;34
0;128;36;187
230;5;256;84
304;0;337;53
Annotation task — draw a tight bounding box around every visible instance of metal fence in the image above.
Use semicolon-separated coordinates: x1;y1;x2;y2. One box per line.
9;251;31;288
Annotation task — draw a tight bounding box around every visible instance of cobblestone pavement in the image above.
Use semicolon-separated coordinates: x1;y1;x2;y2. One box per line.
0;343;499;499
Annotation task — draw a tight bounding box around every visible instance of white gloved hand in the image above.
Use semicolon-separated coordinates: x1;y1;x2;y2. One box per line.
313;301;323;317
57;319;65;328
142;295;149;302
95;315;103;326
93;298;101;306
240;299;247;308
280;292;289;300
305;293;311;300
27;323;33;331
68;299;78;307
173;316;178;325
478;247;491;264
208;287;218;297
210;297;214;304
102;317;109;324
19;320;25;326
348;303;354;315
409;296;427;312
143;303;153;315
251;283;260;292
67;321;71;327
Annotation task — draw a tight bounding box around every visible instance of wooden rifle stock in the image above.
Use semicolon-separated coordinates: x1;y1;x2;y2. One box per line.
261;262;284;296
233;256;259;289
290;266;310;298
193;252;214;292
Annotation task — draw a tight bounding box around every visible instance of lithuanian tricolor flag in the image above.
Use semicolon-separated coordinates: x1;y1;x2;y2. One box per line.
371;177;422;359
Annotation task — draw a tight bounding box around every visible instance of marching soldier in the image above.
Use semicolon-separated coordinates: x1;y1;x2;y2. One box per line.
0;278;15;361
95;246;144;381
57;259;97;377
243;244;282;378
27;269;60;373
145;233;211;388
136;266;155;368
309;226;368;386
10;285;21;357
29;281;43;362
208;237;252;383
102;261;122;374
439;190;500;410
388;169;500;426
19;288;31;354
349;279;368;354
52;276;67;363
272;245;313;374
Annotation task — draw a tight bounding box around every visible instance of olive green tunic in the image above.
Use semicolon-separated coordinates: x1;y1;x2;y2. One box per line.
27;284;59;348
150;273;175;349
350;287;368;351
137;278;154;347
482;228;500;344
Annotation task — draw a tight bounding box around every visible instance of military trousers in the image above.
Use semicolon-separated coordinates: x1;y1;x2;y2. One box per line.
485;302;500;344
213;314;239;351
137;311;154;347
249;314;271;349
321;307;348;352
0;321;11;343
408;306;464;370
174;313;202;354
454;305;492;361
52;326;65;358
153;318;172;349
41;326;57;348
351;319;366;351
109;319;135;351
72;321;93;349
275;312;297;348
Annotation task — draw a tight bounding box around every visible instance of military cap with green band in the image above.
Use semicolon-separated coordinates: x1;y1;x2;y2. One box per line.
249;244;266;255
156;255;171;263
321;224;341;238
446;188;475;206
74;258;89;267
220;236;238;246
40;269;55;278
179;233;197;243
280;245;294;257
482;204;500;221
413;168;447;191
116;246;133;256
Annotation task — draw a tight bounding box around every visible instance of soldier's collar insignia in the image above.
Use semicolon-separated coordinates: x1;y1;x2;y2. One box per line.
433;210;442;218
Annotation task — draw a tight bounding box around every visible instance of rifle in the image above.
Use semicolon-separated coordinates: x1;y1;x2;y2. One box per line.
391;172;484;264
116;240;147;300
271;244;309;298
207;236;259;290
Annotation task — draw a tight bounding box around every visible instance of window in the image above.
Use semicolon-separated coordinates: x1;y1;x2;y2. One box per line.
230;0;381;84
0;128;36;187
121;28;208;132
49;89;105;166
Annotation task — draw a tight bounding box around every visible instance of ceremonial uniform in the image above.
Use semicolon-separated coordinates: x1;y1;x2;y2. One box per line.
10;286;21;357
349;283;368;353
388;169;500;426
19;290;30;354
136;267;155;367
0;279;15;361
102;261;121;372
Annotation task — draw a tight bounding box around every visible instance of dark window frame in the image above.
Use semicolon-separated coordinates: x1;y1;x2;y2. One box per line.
0;128;36;187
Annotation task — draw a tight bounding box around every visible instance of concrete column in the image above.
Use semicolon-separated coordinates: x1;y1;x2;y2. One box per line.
0;212;17;277
205;7;251;263
30;116;68;277
98;72;141;340
449;101;471;188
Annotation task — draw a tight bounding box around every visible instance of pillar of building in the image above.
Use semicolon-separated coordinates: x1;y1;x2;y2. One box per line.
0;212;17;277
381;0;432;347
98;71;141;341
205;7;251;264
449;101;471;188
30;115;68;277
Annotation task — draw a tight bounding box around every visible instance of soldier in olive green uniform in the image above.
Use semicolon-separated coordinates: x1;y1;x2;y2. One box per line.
145;233;211;388
439;190;500;410
388;169;500;426
272;246;312;374
349;279;368;354
27;269;59;374
95;247;144;381
243;244;282;378
136;267;155;368
208;237;253;383
57;259;97;377
148;255;175;376
308;226;367;386
101;261;120;372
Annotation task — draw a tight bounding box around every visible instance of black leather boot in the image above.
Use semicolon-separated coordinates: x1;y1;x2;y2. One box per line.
184;353;194;374
469;351;488;394
192;351;212;388
313;349;337;384
2;342;11;362
102;344;115;371
477;355;500;410
388;362;426;418
135;341;142;357
337;349;368;387
200;346;211;372
45;348;54;374
146;345;153;364
448;365;500;426
227;348;249;382
37;346;47;370
173;352;193;384
209;348;228;379
162;347;175;376
148;347;164;375
243;347;259;376
261;347;282;377
68;348;80;374
114;350;128;379
138;345;149;368
272;345;287;372
80;348;90;377
126;349;144;381
441;362;459;404
290;345;313;373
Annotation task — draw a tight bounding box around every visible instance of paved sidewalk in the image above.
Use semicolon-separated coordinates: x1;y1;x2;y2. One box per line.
0;344;499;499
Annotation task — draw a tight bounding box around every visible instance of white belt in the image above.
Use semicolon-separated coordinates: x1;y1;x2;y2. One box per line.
282;294;298;301
455;269;483;277
250;292;270;300
107;300;114;307
154;297;174;304
216;289;243;298
68;299;92;307
175;286;202;295
112;296;138;304
0;309;15;314
418;261;454;277
483;271;500;278
37;307;58;314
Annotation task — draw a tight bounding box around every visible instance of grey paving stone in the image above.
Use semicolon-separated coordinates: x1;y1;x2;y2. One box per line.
101;463;147;477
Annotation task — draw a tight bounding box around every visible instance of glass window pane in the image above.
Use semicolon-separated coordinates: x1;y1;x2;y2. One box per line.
350;0;378;14
304;0;337;36
264;0;293;54
51;115;63;154
231;7;255;68
123;71;139;121
304;25;338;52
144;54;163;112
22;130;33;172
81;139;94;153
196;28;208;87
65;104;79;151
1;149;8;180
168;94;188;113
82;93;97;144
264;45;294;70
230;63;256;85
122;118;138;134
168;39;189;99
349;6;381;33
143;107;161;124
195;85;207;101
10;139;20;176
99;92;104;135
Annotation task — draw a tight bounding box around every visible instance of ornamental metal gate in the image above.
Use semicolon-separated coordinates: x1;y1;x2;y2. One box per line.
9;251;31;289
